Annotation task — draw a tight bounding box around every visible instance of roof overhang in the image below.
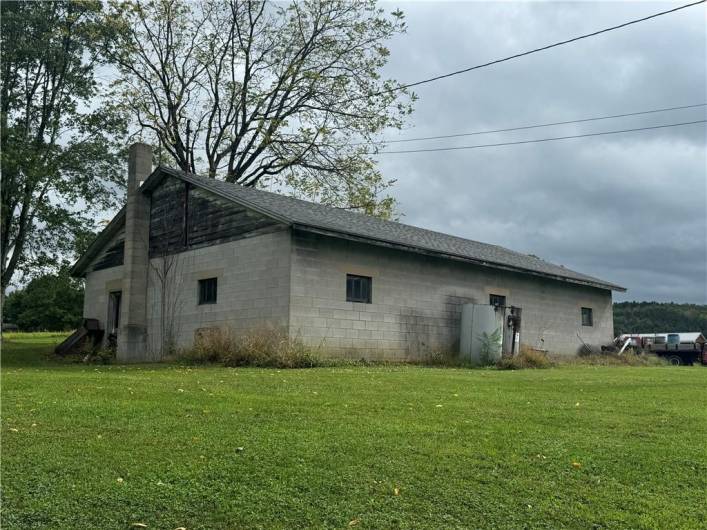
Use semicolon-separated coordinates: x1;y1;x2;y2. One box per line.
71;165;174;277
292;224;626;292
71;166;626;292
70;207;126;277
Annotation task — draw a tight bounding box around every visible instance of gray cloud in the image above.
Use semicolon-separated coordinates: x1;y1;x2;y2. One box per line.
376;1;706;303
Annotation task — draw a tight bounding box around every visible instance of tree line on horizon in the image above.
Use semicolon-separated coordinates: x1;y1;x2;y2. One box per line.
613;301;707;336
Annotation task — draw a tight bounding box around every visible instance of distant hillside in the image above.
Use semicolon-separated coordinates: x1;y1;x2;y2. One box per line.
613;302;707;335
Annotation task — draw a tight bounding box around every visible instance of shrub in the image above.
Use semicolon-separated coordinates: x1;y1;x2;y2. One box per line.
178;327;320;368
478;328;503;365
224;329;319;368
82;348;115;365
176;328;231;364
496;348;553;370
412;350;467;367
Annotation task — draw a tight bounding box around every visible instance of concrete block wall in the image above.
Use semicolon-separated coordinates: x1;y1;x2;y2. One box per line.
145;229;291;355
84;226;614;361
288;231;614;359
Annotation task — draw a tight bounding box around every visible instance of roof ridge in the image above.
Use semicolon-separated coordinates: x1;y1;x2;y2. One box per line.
169;166;518;252
113;166;624;292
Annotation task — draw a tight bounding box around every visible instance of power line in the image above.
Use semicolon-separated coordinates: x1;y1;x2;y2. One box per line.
355;103;707;145
350;0;705;102
369;119;706;154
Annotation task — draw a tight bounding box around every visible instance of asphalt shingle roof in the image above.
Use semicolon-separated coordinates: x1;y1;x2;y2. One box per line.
161;167;624;291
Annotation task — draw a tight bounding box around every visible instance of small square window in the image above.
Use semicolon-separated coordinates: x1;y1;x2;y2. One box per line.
489;294;506;307
346;274;372;304
198;277;218;305
581;307;593;327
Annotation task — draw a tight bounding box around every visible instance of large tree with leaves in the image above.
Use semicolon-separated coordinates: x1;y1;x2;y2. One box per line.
0;1;126;296
3;267;84;331
104;0;414;217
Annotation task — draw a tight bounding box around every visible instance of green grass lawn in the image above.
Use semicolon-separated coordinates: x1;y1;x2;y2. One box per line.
2;333;706;529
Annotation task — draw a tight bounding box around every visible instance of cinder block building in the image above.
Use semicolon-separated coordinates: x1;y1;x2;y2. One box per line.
72;144;625;362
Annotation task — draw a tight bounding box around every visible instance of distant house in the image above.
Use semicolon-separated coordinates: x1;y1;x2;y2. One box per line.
71;144;625;362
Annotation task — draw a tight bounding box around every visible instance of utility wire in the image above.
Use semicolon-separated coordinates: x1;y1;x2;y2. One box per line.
350;0;705;102
369;119;706;154
355;103;706;145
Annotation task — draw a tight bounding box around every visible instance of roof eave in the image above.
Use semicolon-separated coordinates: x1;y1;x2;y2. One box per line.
156;167;625;292
70;165;626;294
70;166;292;278
292;224;626;292
70;207;126;277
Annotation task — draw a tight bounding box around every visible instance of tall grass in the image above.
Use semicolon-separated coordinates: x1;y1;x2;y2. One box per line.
177;327;320;368
496;347;553;370
555;352;668;367
177;330;673;370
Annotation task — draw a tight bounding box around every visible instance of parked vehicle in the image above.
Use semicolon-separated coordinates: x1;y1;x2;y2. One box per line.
614;332;706;366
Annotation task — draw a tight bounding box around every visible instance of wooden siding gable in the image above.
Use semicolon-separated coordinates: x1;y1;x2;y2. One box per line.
88;226;125;272
148;176;284;257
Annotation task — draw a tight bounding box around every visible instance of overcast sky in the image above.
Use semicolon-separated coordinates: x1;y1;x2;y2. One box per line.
372;1;706;303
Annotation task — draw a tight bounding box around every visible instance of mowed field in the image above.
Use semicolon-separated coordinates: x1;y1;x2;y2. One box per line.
2;334;706;529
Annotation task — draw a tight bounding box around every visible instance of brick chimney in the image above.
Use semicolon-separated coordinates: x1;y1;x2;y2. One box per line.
117;143;152;362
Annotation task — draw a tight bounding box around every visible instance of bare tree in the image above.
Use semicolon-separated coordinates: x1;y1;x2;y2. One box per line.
104;0;414;218
144;186;185;357
149;252;183;357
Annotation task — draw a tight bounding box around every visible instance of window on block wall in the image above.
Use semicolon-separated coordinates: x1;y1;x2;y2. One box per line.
198;277;218;305
581;307;593;327
346;274;372;303
489;294;506;307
